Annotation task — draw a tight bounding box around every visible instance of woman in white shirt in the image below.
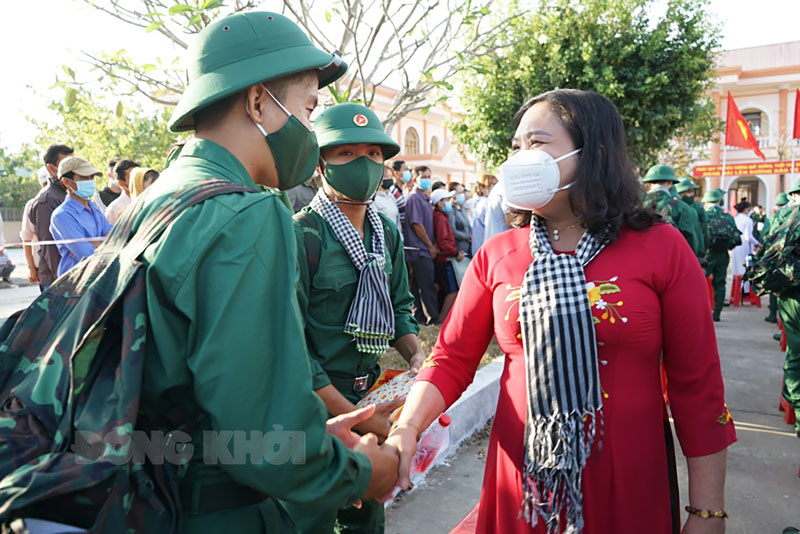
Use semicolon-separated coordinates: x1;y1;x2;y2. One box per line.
732;200;758;277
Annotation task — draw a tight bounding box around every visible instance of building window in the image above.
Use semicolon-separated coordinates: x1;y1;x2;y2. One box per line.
430;136;440;154
742;110;763;137
404;127;419;155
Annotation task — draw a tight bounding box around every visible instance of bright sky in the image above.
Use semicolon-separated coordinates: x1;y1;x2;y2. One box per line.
0;0;798;151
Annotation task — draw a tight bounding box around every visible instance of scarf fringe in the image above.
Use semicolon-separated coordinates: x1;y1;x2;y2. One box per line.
519;410;602;534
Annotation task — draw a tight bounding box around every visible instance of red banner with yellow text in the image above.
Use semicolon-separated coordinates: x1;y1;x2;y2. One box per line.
693;161;800;178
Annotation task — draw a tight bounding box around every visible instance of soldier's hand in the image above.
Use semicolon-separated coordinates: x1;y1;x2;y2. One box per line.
355;397;405;442
355;433;400;500
326;405;375;449
407;352;426;374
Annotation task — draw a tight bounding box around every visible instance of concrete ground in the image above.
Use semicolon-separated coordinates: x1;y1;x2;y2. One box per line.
387;299;800;532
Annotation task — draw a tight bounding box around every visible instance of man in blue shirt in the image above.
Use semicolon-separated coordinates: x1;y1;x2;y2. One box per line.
403;165;440;324
50;156;112;277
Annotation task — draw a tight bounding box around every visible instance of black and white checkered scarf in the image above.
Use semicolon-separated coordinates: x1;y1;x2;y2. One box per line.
310;189;395;354
519;215;608;533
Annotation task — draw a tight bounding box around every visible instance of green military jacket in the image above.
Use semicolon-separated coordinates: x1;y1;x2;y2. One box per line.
131;139;371;522
646;188;701;256
681;196;707;253
293;207;418;403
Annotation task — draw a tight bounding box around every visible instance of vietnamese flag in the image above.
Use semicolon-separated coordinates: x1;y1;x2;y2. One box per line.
793;89;800;139
725;96;766;160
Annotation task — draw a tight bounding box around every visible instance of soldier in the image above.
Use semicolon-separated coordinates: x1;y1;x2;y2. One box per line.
643;165;702;258
676;177;707;261
703;189;741;321
288;103;424;532
128;12;398;532
764;193;791;322
751;182;800;436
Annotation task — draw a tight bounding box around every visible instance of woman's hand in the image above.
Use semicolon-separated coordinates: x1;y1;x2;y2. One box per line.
681;515;725;534
354;397;406;442
385;422;420;490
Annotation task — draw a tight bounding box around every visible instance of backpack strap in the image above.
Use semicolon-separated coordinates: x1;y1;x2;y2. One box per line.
107;179;257;260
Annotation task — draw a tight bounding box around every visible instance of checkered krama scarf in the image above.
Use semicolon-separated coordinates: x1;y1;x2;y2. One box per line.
519;214;607;534
309;189;395;354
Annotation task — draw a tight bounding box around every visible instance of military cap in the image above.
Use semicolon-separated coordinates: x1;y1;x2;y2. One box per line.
701;189;724;203
675;177;699;193
314;103;400;159
788;180;800;196
169;11;348;132
775;192;790;206
643;164;679;183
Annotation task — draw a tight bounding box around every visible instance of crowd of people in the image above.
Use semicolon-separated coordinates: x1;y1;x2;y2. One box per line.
2;8;796;534
10;146;160;291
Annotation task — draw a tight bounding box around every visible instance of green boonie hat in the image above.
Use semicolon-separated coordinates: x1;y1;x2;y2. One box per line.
313;103;400;159
169;11;348;132
789;181;800;196
643;164;678;183
701;189;724;203
675;177;699;193
775;192;790;206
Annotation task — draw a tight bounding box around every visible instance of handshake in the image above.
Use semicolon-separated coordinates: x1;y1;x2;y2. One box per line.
326;404;421;501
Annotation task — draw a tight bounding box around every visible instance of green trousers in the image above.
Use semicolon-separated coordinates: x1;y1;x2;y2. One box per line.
768;294;778;321
182;499;297;533
777;296;800;432
706;250;729;318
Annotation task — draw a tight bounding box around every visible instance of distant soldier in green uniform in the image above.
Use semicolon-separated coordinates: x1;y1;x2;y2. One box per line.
703;189;741;321
764;192;791;322
127;12;399;533
643;165;702;257
676;177;707;259
287;103;426;532
748;182;800;436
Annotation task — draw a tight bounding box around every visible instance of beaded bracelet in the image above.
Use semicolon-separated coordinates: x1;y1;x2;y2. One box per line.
685;505;729;519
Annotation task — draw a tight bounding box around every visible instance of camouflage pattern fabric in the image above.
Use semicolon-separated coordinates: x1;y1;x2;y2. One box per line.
705;205;741;252
745;204;800;296
0;180;255;533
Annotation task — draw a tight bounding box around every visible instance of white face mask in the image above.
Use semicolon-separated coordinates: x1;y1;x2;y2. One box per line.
499;148;581;210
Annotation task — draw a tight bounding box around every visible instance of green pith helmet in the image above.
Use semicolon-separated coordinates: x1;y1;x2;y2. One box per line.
675;177;699;193
775;192;790;206
313;103;400;159
643;164;678;183
702;189;724;203
169;11;348;132
789;181;800;196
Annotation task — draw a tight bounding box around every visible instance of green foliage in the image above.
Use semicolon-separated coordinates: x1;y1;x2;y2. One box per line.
31;84;177;180
0;145;41;209
453;0;722;171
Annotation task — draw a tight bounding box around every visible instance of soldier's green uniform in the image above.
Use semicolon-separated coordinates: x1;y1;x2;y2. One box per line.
765;192;791;322
287;104;419;533
703;189;738;321
133;12;374;533
676;177;708;258
643;165;702;257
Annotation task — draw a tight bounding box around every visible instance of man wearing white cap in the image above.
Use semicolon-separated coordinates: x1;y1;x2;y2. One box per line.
49;156;112;277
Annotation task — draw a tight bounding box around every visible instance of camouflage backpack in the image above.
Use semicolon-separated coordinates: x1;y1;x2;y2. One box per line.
745;205;800;295
0;180;254;533
706;207;742;252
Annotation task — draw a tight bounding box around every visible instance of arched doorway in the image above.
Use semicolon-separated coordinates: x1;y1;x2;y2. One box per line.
724;175;769;212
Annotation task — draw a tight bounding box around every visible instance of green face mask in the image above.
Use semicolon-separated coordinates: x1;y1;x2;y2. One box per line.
323;156;385;201
251;86;320;191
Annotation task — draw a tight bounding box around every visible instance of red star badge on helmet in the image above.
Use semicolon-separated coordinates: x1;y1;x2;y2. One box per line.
353;114;368;127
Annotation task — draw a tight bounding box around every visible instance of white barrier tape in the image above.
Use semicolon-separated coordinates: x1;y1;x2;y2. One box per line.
1;237;105;249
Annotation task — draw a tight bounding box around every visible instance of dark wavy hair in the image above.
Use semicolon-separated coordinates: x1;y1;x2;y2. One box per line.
511;89;654;242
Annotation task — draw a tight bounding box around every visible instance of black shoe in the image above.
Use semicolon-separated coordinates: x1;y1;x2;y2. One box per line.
765;316;778;323
712;314;720;322
774;333;782;341
722;302;730;307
